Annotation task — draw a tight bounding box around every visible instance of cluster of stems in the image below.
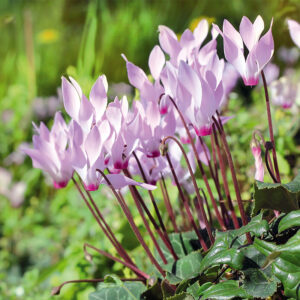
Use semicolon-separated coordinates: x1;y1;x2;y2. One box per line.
52;72;280;293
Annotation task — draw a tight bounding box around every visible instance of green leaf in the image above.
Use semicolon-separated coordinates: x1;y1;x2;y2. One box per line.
89;279;146;300
186;281;200;299
165;292;194;300
199;248;244;274
164;251;203;280
155;231;202;266
253;172;300;214
278;210;300;233
140;281;162;300
254;231;300;299
198;280;250;300
242;268;277;298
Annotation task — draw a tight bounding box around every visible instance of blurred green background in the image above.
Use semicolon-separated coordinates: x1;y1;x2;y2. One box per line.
0;0;299;299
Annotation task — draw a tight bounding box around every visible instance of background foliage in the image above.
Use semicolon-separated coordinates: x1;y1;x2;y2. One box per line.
0;0;299;299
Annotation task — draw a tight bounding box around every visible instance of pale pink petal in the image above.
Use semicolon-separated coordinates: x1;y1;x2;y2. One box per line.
62;77;80;120
122;54;148;90
85;125;101;167
287;19;300;48
102;174;157;190
223;19;243;49
148;45;165;80
253;20;274;73
158;25;181;63
193;19;209;47
239;15;264;51
178;61;202;106
90;75;108;122
223;35;246;79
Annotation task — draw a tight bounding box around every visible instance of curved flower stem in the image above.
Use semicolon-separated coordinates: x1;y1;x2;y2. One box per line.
261;70;281;183
199;136;229;228
123;168;177;261
162;95;226;231
79;178;134;266
51;278;145;296
199;188;213;227
212;125;239;229
212;115;251;243
264;142;278;183
72;177;133;265
96;169;166;276
83;243;150;280
132;152;178;258
159;174;179;232
162;135;213;245
164;151;209;251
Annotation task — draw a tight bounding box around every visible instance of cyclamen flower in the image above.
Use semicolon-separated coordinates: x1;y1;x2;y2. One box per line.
287;19;300;48
22;112;73;188
251;142;264;181
213;16;274;86
270;74;298;109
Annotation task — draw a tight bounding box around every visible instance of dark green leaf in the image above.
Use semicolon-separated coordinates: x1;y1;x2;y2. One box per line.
198;280;250;300
140;281;163;300
89;278;146;300
165;292;194;300
253;173;300;214
242;268;277;298
278;210;300;233
186;281;200;299
155;231;202;265
164;251;203;280
254;231;300;299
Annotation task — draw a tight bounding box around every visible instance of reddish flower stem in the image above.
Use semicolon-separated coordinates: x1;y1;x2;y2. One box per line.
212;116;251;243
83;243;150;280
132;151;178;258
51;278;145;296
96;169;166;276
79;179;134;266
212;125;239;229
199;136;230;228
163;96;226;231
159;175;179;232
261;70;281;183
165;152;209;251
72;177;134;265
162;135;214;245
123;168;177;261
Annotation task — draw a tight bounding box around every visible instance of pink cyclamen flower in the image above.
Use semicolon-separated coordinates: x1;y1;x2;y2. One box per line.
287;19;300;48
251;143;264;181
213;16;274;86
22;112;73;188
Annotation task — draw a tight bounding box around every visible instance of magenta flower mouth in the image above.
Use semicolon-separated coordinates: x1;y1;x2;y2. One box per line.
53;181;68;189
243;77;259;86
84;183;99;191
194;126;212;137
146;150;160;158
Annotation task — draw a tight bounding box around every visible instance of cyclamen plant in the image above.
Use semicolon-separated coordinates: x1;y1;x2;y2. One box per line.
24;16;300;299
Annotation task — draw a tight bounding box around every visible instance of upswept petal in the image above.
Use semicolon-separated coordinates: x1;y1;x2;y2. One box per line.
193;19;209;47
223;34;246;79
148;45;165;80
122;54;149;90
90;75;108;122
102;174;157;190
178;61;202;106
223;19;243;49
287;19;300;48
158;25;181;63
239;15;264;51
253;20;274;71
62;77;80;120
85;125;102;167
